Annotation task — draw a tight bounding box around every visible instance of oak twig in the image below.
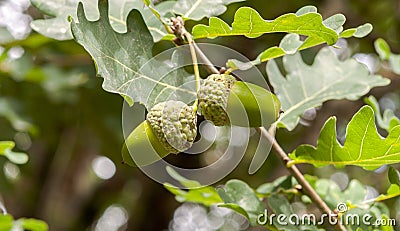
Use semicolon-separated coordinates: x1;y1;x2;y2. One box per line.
169;16;347;231
257;127;346;231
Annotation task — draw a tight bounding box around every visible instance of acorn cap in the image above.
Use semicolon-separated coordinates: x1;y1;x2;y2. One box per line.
147;100;197;153
122;100;197;167
198;74;281;127
197;74;236;126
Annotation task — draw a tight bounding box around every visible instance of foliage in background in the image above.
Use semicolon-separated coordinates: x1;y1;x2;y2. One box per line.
0;0;399;230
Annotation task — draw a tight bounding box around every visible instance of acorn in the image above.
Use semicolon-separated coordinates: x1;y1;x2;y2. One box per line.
122;100;197;167
197;74;280;127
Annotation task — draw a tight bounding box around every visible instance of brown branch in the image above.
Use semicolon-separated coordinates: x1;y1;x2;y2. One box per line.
192;42;220;74
257;127;346;231
191;46;347;231
170;16;219;75
170;19;346;231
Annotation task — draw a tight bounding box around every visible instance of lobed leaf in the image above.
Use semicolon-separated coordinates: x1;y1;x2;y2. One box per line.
31;0;172;42
163;167;222;206
20;218;49;231
31;0;243;41
70;0;196;108
388;166;400;186
381;215;395;231
267;47;389;131
0;215;13;231
173;0;245;21
364;96;400;132
192;6;338;45
307;176;397;230
315;179;366;209
217;179;265;226
0;215;48;231
164;183;222;206
255;23;372;65
375;185;400;203
256;176;294;195
224;6;372;71
268;194;321;231
289;106;400;170
374;167;400;202
375;38;391;60
308;176;399;220
166;166;201;188
0;141;29;165
374;38;400;75
267;194;296;230
343;207;392;231
227;33;304;69
339;23;373;38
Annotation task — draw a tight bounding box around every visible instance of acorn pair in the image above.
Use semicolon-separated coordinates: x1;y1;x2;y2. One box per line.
122;74;281;166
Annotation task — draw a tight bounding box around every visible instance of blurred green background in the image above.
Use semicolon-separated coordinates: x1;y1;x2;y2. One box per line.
0;0;399;230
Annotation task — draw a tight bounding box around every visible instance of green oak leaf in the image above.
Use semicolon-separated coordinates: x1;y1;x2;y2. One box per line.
20;218;49;231
374;38;400;75
217;179;265;226
256;176;294;195
305;176;396;230
342;207;390;231
173;0;245;21
192;6;338;44
268;194;321;231
289;106;400;170
339;23;373;38
364;96;400;132
267;194;295;230
0;215;48;231
31;0;172;42
0;215;13;231
314;179;366;209
388;166;400;186
255;23;372;65
227;33;303;70
0;141;28;165
295;6;318;16
224;6;372;70
267;47;389;131
375;38;391;60
138;49;196;109
374;167;400;202
164;167;222;206
164;183;222;206
0;98;37;134
375;184;400;202
71;0;195;108
309;175;399;211
165;166;201;188
381;215;395;231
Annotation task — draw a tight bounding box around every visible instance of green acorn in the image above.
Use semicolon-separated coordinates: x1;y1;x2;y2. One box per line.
197;74;280;127
122;100;197;166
